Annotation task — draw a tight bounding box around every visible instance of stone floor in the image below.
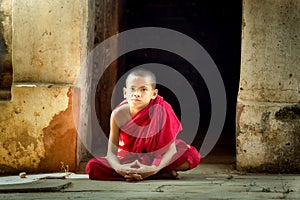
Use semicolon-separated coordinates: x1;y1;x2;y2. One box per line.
0;163;299;200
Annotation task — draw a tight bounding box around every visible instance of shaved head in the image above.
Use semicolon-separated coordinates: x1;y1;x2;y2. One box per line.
126;68;156;89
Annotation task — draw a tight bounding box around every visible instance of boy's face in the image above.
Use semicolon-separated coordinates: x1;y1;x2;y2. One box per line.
123;75;158;111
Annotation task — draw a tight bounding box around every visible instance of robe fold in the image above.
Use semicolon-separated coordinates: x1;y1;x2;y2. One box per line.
86;96;201;181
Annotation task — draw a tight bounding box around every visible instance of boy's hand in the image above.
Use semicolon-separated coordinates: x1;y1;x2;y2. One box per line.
136;164;159;179
115;160;160;181
124;173;143;182
132;160;160;179
115;161;143;182
115;163;137;176
124;163;158;181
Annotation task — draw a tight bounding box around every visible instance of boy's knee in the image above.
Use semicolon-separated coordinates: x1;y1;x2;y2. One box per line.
175;161;190;171
85;158;98;179
185;146;201;169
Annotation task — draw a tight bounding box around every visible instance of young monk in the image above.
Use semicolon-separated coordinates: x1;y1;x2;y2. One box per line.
86;68;201;181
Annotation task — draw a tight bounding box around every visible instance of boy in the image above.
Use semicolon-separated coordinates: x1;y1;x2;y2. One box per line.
86;68;201;181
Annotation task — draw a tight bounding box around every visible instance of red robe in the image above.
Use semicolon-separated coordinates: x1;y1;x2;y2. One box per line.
86;96;201;180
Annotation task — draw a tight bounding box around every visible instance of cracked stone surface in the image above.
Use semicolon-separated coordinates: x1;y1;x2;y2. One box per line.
0;164;299;200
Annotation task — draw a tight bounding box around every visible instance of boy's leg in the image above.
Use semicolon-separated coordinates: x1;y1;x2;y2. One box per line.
86;157;125;181
149;139;201;180
174;161;190;171
162;139;201;172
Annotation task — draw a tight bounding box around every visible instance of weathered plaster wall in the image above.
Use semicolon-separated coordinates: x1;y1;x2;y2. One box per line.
0;0;89;173
237;0;300;172
0;86;75;172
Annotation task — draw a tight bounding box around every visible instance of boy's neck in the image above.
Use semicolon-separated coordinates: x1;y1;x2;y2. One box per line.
129;103;150;116
129;107;140;116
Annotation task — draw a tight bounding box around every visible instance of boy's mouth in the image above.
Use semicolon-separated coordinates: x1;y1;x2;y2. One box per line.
131;99;141;102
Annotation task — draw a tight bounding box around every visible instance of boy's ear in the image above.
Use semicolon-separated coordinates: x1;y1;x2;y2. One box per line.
123;87;127;98
151;89;158;99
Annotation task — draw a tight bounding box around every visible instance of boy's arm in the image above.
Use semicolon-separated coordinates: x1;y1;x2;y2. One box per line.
107;111;140;179
106;112;122;170
136;141;177;178
156;141;177;171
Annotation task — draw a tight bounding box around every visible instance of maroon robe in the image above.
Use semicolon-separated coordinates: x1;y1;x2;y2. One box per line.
86;96;201;180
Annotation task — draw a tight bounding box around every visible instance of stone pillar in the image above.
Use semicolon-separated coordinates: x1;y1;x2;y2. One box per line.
0;0;90;173
237;0;300;172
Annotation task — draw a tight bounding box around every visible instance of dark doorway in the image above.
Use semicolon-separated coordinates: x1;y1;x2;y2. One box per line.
117;0;242;163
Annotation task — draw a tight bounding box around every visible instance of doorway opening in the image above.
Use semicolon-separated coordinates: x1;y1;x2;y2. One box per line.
91;0;242;167
117;0;242;164
0;6;12;101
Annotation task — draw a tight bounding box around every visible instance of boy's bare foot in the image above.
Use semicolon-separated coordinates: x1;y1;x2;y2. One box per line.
150;170;181;180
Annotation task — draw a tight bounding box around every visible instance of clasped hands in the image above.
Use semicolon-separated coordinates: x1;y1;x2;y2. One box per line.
115;160;159;182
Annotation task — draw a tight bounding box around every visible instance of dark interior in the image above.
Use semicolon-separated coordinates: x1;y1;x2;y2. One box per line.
117;0;242;163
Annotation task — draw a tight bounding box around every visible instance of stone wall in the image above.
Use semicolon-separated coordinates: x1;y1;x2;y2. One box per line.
237;0;300;172
1;0;299;174
0;0;90;173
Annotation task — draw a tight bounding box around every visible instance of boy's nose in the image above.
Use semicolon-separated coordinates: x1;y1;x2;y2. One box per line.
133;91;140;97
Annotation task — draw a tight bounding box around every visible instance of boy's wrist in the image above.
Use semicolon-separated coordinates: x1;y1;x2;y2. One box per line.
114;163;122;171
